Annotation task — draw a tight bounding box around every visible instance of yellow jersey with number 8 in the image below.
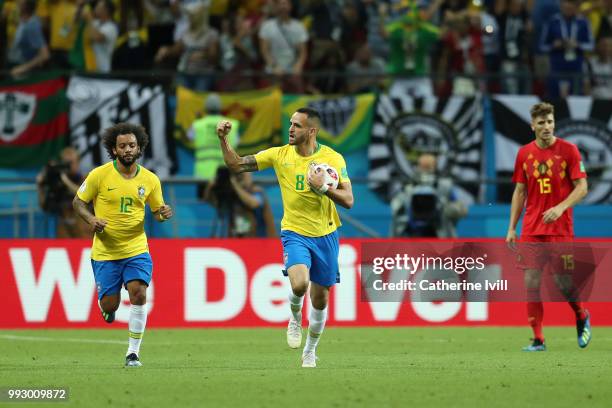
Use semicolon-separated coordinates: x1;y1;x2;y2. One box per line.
255;144;350;237
77;161;165;261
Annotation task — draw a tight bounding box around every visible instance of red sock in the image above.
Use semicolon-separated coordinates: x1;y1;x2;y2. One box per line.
527;301;544;342
568;302;587;320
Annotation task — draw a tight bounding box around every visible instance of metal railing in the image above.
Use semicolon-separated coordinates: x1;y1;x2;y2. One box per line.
0;177;401;238
0;184;38;238
0;178;360;238
3;175;612;238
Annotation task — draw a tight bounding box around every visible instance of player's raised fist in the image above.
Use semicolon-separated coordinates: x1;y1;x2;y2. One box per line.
216;120;232;138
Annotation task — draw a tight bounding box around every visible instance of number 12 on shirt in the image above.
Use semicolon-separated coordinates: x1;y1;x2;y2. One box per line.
120;197;133;213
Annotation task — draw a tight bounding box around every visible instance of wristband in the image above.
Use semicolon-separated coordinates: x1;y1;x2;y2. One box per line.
317;183;329;194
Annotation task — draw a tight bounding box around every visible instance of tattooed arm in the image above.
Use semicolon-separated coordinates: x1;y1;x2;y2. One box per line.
216;120;259;173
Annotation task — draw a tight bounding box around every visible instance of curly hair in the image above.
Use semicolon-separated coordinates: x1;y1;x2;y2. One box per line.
102;122;149;160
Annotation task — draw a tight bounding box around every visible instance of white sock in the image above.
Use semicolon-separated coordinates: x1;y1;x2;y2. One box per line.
127;304;147;356
303;306;327;355
288;292;304;322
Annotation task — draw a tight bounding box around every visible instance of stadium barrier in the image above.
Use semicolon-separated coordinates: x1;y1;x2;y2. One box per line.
3;239;612;328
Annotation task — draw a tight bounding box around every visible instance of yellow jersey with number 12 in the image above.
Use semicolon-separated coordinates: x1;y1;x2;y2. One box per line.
77;161;165;261
255;144;350;237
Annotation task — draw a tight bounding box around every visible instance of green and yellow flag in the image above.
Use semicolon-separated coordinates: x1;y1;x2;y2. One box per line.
68;20;97;71
282;94;375;152
175;86;282;155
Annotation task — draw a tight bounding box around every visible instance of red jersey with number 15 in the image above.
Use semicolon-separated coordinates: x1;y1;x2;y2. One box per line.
512;138;586;237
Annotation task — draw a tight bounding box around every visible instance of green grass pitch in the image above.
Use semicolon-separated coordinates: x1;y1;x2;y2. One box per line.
1;327;611;407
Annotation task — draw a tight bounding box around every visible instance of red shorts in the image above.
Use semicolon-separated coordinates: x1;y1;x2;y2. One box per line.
518;235;574;273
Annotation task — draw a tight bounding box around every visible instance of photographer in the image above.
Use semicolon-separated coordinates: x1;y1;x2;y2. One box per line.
36;147;91;238
391;153;467;238
205;167;276;238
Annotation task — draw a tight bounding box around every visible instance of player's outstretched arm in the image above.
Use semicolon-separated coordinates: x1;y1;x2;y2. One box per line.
326;181;354;209
72;196;107;233
216;120;259;173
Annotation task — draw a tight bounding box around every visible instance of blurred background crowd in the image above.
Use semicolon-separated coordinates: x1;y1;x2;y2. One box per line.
1;0;611;240
1;0;611;99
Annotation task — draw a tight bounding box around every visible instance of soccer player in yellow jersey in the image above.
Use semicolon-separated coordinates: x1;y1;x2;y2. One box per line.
216;107;354;368
72;123;173;367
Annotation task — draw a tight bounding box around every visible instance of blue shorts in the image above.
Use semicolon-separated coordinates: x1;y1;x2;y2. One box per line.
281;230;340;287
91;253;153;300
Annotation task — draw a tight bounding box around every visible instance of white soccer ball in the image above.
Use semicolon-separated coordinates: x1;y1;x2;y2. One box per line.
311;163;339;191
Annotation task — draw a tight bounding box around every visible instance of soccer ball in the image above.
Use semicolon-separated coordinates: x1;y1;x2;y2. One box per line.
311;163;339;192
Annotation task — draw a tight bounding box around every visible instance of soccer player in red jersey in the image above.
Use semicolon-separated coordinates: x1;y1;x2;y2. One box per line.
506;102;591;351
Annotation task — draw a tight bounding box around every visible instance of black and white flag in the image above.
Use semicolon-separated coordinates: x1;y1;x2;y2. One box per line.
493;96;612;203
67;76;177;177
368;94;484;204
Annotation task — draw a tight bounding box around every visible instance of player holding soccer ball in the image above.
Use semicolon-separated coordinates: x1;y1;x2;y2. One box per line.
216;107;353;368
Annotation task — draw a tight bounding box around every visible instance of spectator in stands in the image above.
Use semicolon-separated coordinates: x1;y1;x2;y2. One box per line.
188;93;239;200
0;2;12;69
390;153;467;238
258;0;308;93
497;0;532;94
384;7;442;97
113;0;149;70
437;11;485;96
170;0;208;41
301;0;346;92
586;36;612;98
417;0;447;23
241;0;271;28
155;2;219;91
76;0;118;73
216;12;260;91
36;146;91;238
478;7;502;93
580;0;612;40
6;0;50;78
306;39;345;94
2;0;45;70
540;0;594;98
119;1;145;42
41;0;80;69
359;0;388;59
206;169;276;238
528;0;559;96
143;0;175;67
205;0;230;29
345;42;386;93
338;0;368;62
304;0;342;48
441;0;470;14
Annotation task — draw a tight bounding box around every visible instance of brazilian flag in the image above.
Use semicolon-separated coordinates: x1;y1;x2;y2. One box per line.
282;94;375;153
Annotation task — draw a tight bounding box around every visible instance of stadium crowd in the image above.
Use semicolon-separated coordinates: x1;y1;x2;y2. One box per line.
1;0;610;98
